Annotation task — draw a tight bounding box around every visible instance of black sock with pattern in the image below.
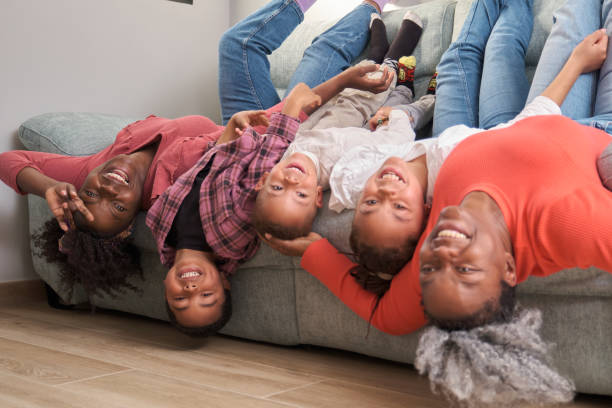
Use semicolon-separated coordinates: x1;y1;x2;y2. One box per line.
368;14;389;64
384;10;423;62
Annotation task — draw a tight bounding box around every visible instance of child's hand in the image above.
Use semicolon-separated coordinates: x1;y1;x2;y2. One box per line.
232;110;269;130
217;110;268;145
369;106;393;130
282;83;322;118
258;231;323;257
342;63;393;94
45;182;93;231
570;29;608;74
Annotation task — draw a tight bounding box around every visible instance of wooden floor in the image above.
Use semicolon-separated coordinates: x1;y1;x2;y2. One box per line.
0;281;610;408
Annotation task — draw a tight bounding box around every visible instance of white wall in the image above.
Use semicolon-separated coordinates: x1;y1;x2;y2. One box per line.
230;0;363;26
0;0;229;282
229;0;426;26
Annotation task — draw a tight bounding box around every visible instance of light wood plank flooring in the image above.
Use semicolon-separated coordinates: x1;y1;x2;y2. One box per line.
0;280;610;408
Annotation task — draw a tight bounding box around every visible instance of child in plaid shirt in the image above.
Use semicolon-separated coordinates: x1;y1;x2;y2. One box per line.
146;84;322;334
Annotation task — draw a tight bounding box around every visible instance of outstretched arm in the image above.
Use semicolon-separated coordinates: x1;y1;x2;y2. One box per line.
305;63;393;115
0;151;94;231
260;234;427;335
492;29;609;129
541;28;608;106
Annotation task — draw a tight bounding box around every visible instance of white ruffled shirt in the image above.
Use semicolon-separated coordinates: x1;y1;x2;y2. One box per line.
328;96;562;212
282;108;418;190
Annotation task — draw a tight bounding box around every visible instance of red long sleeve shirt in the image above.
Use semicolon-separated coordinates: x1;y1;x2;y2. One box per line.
0;102;304;209
302;116;612;335
0;115;223;210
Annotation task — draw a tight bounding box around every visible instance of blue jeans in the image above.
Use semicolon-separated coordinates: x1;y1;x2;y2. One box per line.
218;0;376;124
578;0;612;133
527;0;601;120
432;0;533;136
529;0;612;134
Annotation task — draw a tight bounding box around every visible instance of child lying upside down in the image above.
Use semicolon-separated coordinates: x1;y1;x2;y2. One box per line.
252;11;436;240
149;9;432;337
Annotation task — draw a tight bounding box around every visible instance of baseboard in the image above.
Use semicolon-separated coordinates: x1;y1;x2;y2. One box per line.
0;279;46;303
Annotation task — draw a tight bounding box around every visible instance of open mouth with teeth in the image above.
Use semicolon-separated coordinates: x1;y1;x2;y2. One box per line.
436;229;469;240
379;168;405;183
104;169;130;185
286;163;305;174
179;270;202;280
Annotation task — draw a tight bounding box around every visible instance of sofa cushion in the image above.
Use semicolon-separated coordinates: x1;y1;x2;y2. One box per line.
19;112;138;155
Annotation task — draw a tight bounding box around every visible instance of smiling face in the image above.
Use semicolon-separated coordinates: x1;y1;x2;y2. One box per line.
75;154;149;237
254;152;322;234
164;249;229;328
419;205;516;322
352;157;427;249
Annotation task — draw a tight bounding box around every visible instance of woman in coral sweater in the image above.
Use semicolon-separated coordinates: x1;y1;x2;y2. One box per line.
262;0;612;405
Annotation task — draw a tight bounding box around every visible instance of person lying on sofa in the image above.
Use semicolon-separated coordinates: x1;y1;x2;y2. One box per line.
151;5;442;336
147;83;322;336
263;0;612;406
251;11;437;241
414;1;612;406
263;0;556;296
0;0;390;301
151;42;425;334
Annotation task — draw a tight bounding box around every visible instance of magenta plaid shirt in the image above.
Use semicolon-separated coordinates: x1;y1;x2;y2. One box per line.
146;113;299;276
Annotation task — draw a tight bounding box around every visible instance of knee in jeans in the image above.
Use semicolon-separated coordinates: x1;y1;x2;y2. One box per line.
218;28;242;58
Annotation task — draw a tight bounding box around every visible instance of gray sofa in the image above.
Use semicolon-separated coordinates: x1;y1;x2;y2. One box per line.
21;0;612;396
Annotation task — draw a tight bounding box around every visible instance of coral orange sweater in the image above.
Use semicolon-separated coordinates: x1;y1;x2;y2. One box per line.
302;116;612;335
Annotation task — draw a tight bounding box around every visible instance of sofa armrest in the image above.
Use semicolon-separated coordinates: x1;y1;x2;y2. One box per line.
19;112;138;155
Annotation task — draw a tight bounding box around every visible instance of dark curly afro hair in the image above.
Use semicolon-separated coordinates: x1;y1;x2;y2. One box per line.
32;218;143;299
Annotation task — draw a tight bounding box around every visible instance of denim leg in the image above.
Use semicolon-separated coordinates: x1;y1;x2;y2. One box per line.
218;0;304;124
286;2;377;93
479;0;533;129
594;0;612;116
526;0;601;119
576;115;612;136
432;0;505;137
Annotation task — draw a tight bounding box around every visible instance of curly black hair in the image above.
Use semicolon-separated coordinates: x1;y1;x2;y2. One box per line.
165;289;233;337
348;223;418;297
32;218;143;299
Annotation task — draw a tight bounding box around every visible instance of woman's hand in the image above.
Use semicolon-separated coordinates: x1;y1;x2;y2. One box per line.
342;63;393;94
217;110;269;145
258;231;323;257
369;106;394;130
45;182;93;231
570;28;608;74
